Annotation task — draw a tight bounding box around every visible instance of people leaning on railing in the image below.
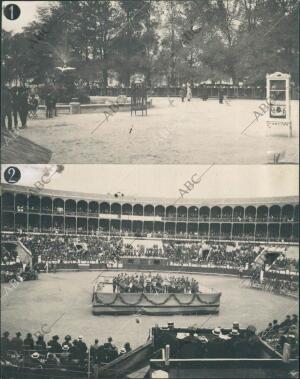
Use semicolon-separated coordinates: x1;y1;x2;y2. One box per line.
1;332;133;370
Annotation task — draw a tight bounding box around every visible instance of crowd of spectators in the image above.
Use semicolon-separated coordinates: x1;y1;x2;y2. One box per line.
1;245;18;264
17;234;122;263
250;270;298;297
1;331;132;372
2;233;298;272
112;273;200;294
1;244;37;283
259;314;298;358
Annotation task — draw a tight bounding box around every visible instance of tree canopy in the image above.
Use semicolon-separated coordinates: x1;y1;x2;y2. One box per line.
2;0;299;87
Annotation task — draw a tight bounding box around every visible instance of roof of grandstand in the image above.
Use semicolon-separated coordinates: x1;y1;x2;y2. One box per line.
2;184;299;207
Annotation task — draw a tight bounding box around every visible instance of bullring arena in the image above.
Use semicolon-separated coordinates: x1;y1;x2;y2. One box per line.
1;181;299;378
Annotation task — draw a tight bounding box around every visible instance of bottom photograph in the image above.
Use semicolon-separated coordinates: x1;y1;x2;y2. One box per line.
1;164;299;379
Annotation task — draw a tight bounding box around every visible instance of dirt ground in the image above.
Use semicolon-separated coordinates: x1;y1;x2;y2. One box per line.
14;98;299;164
1;271;298;350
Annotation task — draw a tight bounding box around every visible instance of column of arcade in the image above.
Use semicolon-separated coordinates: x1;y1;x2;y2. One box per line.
1;192;298;241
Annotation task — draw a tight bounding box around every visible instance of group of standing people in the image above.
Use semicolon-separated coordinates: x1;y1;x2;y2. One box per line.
178;84;226;103
1;86;36;130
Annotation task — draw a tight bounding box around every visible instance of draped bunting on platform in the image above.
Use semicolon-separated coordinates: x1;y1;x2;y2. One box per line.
95;292;221;307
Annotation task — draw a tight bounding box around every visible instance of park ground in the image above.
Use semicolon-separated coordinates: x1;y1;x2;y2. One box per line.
1;270;298;350
14;98;299;164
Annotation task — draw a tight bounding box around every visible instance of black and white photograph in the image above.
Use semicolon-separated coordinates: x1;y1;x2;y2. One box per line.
1;1;299;379
1;0;299;164
1;164;299;378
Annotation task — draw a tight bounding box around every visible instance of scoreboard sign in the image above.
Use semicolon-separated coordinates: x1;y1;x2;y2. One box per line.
266;72;292;137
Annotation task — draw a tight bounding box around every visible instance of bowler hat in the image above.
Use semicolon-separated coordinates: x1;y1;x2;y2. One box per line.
247;325;257;334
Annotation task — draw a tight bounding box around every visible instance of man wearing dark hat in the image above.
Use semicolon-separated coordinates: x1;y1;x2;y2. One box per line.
35;335;46;353
47;335;62;353
160;324;178;358
104;337;116;351
202;84;208;101
69;339;80;360
279;315;292;331
103;337;118;362
124;342;132;353
11;86;19;128
45;352;60;368
1;332;11;358
62;335;72;349
18;87;29;129
1;86;13;130
260;322;273;338
45;92;53;118
10;332;23;353
90;339;100;363
291;314;298;326
246;325;260;358
24;333;34;350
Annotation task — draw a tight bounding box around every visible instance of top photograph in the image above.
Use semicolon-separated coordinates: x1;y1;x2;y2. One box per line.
1;0;299;164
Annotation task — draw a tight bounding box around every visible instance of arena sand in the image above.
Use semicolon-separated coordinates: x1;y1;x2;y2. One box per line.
1;271;298;350
16;98;299;164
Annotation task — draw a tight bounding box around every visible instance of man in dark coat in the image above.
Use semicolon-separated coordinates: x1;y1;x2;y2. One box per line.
279;315;292;332
29;352;42;368
11;86;19;128
77;336;87;355
35;335;46;353
45;92;53;118
47;335;62;353
51;91;57;116
18;87;29;129
207;328;226;358
1;331;11;358
179;86;186;102
180;332;203;358
1;86;13;130
218;87;224;104
10;332;23;353
202;85;208;101
69;339;80;360
246;325;260;358
90;339;100;363
62;335;72;348
23;333;34;350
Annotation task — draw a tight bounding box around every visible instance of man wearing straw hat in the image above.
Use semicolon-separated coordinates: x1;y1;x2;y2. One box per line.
29;352;42;367
207;327;226;358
